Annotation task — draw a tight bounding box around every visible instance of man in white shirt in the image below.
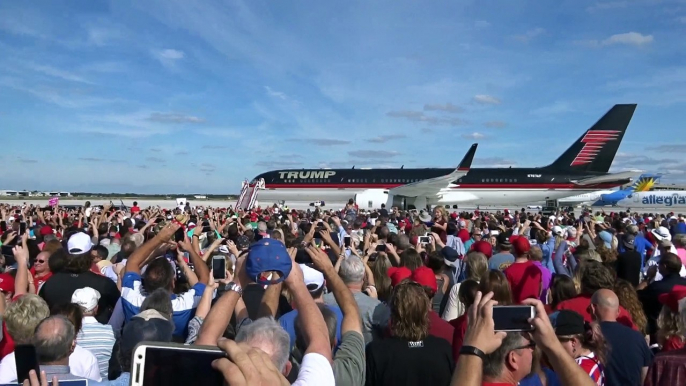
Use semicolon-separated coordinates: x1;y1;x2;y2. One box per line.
0;295;101;383
72;287;116;379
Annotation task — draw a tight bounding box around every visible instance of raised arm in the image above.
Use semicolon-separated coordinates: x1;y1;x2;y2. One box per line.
125;223;179;275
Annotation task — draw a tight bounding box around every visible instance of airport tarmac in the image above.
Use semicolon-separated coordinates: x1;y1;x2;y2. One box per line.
2;198;684;215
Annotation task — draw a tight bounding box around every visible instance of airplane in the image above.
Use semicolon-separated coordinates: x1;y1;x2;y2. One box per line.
558;173;660;206
589;174;662;206
249;104;639;209
592;191;686;209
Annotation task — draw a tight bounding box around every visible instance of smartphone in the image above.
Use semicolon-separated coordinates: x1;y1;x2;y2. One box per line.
212;256;226;280
375;244;386;252
15;344;40;384
131;342;225;386
344;235;351;248
492;305;535;331
174;227;185;242
314;238;323;248
19;222;27;236
418;236;430;244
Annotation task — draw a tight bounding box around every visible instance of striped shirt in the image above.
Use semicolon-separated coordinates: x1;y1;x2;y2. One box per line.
77;316;116;379
576;352;605;386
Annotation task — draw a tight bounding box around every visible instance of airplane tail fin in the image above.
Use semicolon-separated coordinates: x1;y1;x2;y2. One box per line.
621;173;661;194
546;104;637;173
457;143;478;171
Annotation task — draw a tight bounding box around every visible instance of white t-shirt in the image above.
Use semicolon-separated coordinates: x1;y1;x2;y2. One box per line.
292;353;335;386
0;344;101;383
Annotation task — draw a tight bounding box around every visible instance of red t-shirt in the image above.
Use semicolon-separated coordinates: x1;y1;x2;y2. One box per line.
29;267;53;293
431;220;448;244
428;311;454;345
0;321;14;360
556;294;637;330
663;335;686;352
503;260;542;304
131;206;141;214
450;314;469;360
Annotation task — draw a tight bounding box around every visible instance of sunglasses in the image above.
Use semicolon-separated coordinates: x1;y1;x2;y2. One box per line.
36;260;46;264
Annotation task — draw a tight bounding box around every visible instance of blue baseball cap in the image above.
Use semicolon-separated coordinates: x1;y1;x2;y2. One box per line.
246;239;292;285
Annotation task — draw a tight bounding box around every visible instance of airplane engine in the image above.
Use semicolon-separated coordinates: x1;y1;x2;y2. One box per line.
437;191;480;204
354;189;390;210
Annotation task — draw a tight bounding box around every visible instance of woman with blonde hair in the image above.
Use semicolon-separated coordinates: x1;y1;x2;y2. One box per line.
656;286;686;351
430;206;448;244
614;279;648;336
370;252;393;303
441;252;488;321
365;281;453;385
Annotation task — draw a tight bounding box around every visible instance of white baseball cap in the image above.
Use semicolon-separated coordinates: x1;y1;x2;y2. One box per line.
67;232;93;254
71;287;101;312
300;264;324;292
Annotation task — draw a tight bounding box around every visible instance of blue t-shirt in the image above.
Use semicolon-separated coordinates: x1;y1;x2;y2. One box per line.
519;367;561;386
121;272;206;337
487;252;514;271
600;321;653;386
279;304;344;351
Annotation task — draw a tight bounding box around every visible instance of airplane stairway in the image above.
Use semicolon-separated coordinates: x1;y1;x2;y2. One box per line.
235;178;264;211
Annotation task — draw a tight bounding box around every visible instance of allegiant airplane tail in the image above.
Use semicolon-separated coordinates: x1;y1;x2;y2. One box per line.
545;104;637;173
594;173;662;205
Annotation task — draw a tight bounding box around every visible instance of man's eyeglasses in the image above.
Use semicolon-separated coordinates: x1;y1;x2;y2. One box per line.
515;342;536;350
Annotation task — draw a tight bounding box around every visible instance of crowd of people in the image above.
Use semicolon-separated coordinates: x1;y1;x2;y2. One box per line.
1;199;686;386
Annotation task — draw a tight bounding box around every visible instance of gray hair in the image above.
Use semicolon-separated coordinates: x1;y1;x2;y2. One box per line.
235;317;290;372
339;256;366;284
673;234;686;248
33;315;75;364
626;225;639;235
141;288;173;320
257;221;267;233
482;332;526;378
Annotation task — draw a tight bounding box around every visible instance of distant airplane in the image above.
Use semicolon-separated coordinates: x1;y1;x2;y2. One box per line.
591;174;668;207
560;173;659;206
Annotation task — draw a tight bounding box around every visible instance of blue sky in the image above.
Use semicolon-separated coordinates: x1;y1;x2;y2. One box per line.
1;0;685;194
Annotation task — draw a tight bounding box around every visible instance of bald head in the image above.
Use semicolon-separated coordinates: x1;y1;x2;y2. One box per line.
34;315;75;364
592;289;619;309
591;289;620;322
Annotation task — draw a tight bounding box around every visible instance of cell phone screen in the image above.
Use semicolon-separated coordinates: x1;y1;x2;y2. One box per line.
344;236;351;247
375;244;386;252
15;344;40;384
492;306;534;331
139;346;225;386
19;222;27;236
212;258;226;280
174;228;185;242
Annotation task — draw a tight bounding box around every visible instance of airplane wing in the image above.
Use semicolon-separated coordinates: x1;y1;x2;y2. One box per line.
570;171;640;186
389;143;477;197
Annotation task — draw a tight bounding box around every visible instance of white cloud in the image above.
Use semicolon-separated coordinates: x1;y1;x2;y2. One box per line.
147;112;205;124
368;134;406;143
386;110;465;126
423;102;463;113
586;1;629;13
26;63;92;84
348;150;399;158
484;120;507;128
531;101;574;116
152;49;185;68
461;132;486;140
583;32;654;47
513;28;545;43
264;86;288;100
603;32;654;46
473;95;501;105
158;49;185;60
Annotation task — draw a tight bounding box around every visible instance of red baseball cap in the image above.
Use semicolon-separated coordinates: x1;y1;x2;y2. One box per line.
471;240;493;258
411;266;437;293
513;237;531;256
388;266;412;287
658;285;686;313
0;273;15;293
39;225;53;236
